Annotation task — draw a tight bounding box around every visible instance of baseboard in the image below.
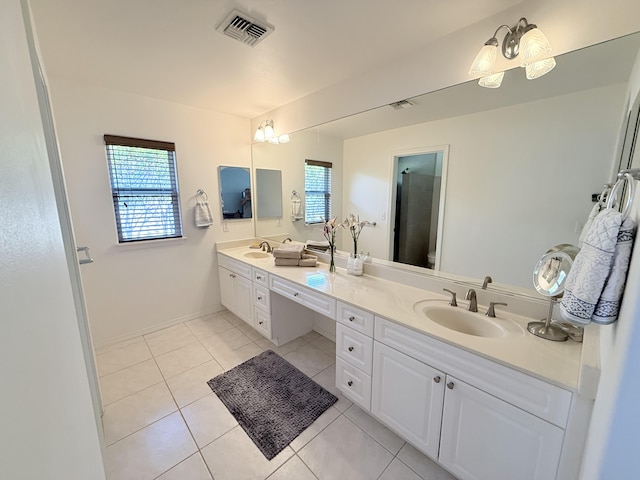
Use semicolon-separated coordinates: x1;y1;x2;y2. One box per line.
94;305;225;350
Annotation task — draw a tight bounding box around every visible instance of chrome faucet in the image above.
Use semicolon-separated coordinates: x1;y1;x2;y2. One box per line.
482;276;492;289
443;289;458;307
465;289;478;312
282;237;292;243
258;241;272;253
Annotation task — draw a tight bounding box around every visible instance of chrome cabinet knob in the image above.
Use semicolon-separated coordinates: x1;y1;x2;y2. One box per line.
257;296;263;300
349;316;355;322
447;382;455;390
256;275;263;280
259;321;263;325
348;346;354;352
347;380;353;387
293;292;299;297
433;376;441;383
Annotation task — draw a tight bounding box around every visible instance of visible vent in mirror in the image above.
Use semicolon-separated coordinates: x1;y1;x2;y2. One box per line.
389;100;415;110
217;9;274;47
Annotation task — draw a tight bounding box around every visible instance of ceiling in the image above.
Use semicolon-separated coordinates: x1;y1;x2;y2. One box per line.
28;0;524;119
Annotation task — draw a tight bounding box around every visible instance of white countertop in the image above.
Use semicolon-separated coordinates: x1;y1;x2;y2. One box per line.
218;245;588;392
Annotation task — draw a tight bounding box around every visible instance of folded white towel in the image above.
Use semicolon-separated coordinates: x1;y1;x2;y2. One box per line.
195;200;213;228
291;198;303;221
272;244;305;259
592;215;636;324
578;204;601;248
560;209;622;325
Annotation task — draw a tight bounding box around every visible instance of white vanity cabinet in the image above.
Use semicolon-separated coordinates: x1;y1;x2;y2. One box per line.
335;302;374;410
218;256;253;325
369;316;572;480
252;267;272;339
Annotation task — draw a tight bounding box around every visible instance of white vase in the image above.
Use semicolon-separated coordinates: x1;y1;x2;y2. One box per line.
347;253;364;276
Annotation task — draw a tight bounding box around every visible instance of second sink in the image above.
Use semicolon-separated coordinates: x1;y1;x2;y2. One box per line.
422;306;506;337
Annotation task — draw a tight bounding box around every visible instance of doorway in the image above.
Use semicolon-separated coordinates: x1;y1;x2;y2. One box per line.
390;148;446;270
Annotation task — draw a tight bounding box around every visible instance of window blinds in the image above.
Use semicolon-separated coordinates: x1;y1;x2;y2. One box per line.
104;135;183;243
304;159;332;224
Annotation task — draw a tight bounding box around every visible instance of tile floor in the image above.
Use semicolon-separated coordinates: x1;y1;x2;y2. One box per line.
95;310;458;480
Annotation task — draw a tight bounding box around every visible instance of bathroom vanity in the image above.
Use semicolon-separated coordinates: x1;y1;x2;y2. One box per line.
216;242;597;480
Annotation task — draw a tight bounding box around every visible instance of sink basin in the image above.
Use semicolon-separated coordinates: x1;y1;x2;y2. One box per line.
244;251;270;259
418;305;507;338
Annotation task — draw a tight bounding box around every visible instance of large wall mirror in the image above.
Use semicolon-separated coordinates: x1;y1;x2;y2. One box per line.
252;32;640;294
218;166;252;219
255;168;283;219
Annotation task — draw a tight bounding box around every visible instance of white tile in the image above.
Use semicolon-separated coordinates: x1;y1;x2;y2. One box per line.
379;458;423;480
144;324;198;357
255;336;308;356
312;365;352;412
156;453;212;480
284;343;334;377
200;327;252;353
181;394;238;448
236;322;264;341
103;382;177;446
185;315;234;339
96;338;152;376
201;426;294;480
344;405;405;454
99;359;163;405
94;336;144;355
104;412;197;480
267;455;316;480
165;360;223;408
310;335;336;356
397;443;457;480
220;311;245;326
289;406;341;452
155;341;212;378
213;342;264;370
298;415;393;480
302;331;322;342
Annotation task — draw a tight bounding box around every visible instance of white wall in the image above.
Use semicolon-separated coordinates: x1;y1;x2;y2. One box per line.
253;130;344;247
1;0;105;476
255;0;640;135
47;81;251;346
342;84;626;288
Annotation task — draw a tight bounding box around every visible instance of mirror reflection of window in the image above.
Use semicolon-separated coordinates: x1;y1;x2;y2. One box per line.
218;166;252;219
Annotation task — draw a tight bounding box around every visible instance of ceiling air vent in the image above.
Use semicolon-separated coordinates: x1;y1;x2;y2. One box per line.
389;100;415;110
217;9;274;47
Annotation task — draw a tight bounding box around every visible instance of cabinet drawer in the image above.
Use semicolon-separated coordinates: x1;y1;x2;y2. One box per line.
374;316;572;428
336;323;373;375
253;284;270;313
254;308;272;339
336;357;371;411
218;254;252;279
252;267;269;286
270;275;336;318
337;301;374;337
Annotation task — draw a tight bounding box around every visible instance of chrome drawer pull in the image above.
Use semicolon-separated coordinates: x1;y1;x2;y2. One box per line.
434;376;441;383
347;380;353;387
447;382;455;390
293;292;299;297
348;346;354;352
349;316;355;322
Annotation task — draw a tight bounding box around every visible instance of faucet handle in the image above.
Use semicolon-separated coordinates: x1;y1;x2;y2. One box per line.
486;302;508;318
443;289;458;307
482;276;493;290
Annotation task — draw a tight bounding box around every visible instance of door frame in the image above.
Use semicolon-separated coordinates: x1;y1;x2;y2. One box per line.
387;145;449;271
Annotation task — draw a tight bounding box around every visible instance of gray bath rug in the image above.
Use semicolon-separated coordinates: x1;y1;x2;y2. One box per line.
207;349;338;460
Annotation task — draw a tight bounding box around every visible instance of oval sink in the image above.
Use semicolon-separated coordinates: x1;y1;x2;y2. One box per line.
244;251;270;259
421;306;506;338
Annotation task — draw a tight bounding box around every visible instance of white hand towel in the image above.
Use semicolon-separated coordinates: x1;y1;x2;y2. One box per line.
195;200;213;228
578;204;601;248
291;197;303;221
560;208;622;325
592;215;636;324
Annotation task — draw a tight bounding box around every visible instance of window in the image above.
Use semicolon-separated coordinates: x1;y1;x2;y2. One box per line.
104;135;183;243
304;159;332;224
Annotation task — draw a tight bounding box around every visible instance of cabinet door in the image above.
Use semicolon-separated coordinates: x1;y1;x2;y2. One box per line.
439;377;564;480
234;274;253;325
218;266;236;312
371;342;445;459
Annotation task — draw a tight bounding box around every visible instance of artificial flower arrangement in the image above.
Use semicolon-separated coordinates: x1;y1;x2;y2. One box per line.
344;213;372;256
322;217;341;272
322;214;372;274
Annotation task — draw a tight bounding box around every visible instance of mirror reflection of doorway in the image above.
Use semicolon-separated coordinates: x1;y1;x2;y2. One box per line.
392;150;445;269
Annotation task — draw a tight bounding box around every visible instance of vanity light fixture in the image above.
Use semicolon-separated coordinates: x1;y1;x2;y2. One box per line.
253;119;290;144
468;17;556;88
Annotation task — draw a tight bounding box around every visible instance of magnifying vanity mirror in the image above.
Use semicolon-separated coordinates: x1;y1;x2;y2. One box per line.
251;32;640;297
528;244;580;341
218;166;252;219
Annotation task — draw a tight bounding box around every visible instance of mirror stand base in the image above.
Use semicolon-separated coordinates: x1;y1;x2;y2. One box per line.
527;321;569;342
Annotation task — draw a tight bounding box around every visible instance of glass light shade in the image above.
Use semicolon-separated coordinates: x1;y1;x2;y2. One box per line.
268;136;280;144
519;27;552;66
253;126;265;142
468;44;498;77
264;122;275;140
478;71;505;88
525;57;556;79
278;134;290;144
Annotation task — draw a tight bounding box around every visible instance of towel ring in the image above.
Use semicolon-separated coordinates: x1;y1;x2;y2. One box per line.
196;189;209;201
607;172;635;219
